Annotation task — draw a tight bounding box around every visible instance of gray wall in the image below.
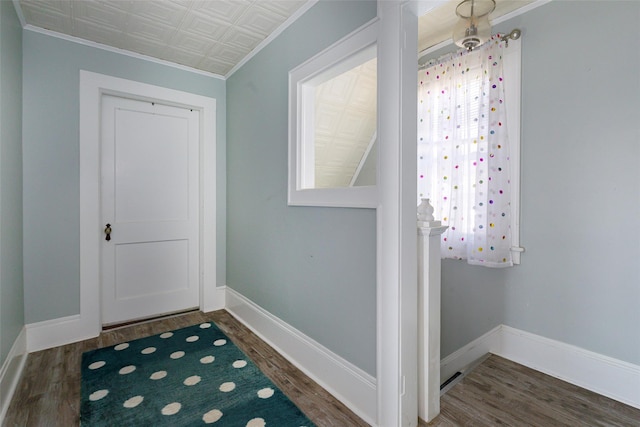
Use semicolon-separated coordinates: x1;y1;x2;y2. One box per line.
441;260;505;357
353;140;377;187
226;0;378;376
440;1;640;365
22;31;227;323
0;0;24;364
16;0;638;376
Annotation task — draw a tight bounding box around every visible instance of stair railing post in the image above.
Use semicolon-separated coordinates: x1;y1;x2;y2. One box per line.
417;198;447;423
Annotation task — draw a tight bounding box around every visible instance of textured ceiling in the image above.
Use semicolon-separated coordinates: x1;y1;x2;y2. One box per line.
16;0;537;78
17;0;309;77
314;57;377;189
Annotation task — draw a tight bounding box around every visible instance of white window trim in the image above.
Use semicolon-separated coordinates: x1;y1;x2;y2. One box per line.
503;38;524;264
288;19;378;208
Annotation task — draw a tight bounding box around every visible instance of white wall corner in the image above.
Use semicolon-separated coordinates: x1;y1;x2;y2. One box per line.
0;327;27;423
440;324;640;410
224;287;377;426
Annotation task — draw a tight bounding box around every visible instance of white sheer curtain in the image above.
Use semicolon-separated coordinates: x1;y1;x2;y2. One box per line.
418;36;513;267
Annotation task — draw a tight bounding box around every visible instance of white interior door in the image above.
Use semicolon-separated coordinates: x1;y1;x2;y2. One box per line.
101;95;199;325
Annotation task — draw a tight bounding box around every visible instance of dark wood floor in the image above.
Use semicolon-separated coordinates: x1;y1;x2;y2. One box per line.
4;310;639;426
424;354;640;427
3;310;369;427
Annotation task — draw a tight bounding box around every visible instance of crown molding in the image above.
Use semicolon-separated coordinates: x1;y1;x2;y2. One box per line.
22;25;226;80
11;0;26;27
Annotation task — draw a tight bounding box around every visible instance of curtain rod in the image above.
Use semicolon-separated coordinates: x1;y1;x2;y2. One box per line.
418;28;521;70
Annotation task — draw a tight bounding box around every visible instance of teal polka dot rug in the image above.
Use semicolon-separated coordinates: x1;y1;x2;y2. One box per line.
81;321;315;426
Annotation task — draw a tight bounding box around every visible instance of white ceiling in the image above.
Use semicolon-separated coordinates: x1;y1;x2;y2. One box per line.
15;0;538;78
16;0;310;77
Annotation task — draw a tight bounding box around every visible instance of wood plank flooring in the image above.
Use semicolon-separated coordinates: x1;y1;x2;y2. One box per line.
4;309;639;426
2;310;369;427
424;355;640;427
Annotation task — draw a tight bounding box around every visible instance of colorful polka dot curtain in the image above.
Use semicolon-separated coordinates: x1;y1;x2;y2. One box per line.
418;36;513;267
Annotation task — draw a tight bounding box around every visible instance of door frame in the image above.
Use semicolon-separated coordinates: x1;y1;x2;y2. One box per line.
79;70;218;337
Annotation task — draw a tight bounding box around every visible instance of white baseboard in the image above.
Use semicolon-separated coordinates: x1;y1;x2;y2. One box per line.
213;285;227;311
440;324;640;410
498;325;640;410
0;327;27;423
27;286;228;353
225;288;377;426
26;314;99;353
440;325;502;382
201;285;227;313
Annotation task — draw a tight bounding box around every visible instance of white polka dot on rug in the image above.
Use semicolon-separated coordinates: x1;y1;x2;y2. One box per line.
200;355;215;364
183;375;201;386
141;347;156;354
160;332;173;339
170;351;185;359
150;371;167;380
257;387;274;399
213;339;226;346
246;418;266;427
200;323;212;329
232;360;247;368
88;361;105;370
202;409;222;423
89;389;108;401
119;365;136;375
186;335;199;342
161;402;181;415
123;395;144;408
219;382;236;392
114;343;129;351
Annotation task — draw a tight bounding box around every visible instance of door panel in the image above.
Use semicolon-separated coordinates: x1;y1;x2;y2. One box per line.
114;108;190;222
101;95;199;325
114;240;189;300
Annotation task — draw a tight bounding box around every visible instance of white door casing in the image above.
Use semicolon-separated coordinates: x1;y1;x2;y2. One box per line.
17;70;222;351
101;96;200;325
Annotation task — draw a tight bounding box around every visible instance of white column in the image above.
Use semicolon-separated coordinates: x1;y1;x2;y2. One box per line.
417;221;447;423
377;1;420;426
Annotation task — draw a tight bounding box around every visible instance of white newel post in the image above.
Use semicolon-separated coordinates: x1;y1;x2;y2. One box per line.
417;198;447;422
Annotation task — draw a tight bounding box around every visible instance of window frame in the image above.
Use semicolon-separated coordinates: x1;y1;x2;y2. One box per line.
288;19;378;208
503;38;523;264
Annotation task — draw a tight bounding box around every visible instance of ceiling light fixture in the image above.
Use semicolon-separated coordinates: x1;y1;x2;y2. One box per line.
453;0;496;51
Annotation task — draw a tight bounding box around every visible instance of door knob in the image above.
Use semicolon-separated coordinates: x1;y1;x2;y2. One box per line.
105;223;112;241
